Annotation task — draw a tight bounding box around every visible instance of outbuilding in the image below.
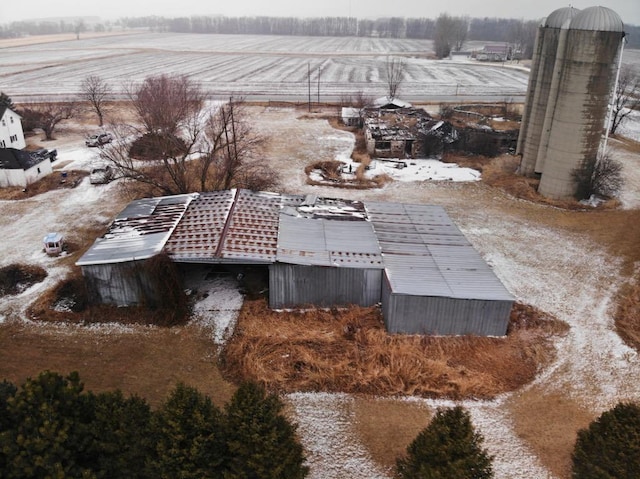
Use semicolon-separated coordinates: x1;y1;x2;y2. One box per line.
77;189;514;336
0;147;53;188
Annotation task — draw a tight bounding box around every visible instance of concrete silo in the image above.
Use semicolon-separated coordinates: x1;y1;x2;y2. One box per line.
517;7;580;176
517;6;625;199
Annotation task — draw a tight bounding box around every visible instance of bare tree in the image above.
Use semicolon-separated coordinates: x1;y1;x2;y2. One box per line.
434;14;454;59
126;74;205;138
572;152;624;199
609;66;640;136
384;56;405;100
80;75;111;126
101;79;273;196
19;101;77;140
451;16;469;52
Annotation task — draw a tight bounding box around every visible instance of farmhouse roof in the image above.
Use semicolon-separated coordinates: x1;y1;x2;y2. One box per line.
0;148;46;171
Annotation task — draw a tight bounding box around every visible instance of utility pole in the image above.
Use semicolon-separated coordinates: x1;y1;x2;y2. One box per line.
317;66;321;104
308;62;311;112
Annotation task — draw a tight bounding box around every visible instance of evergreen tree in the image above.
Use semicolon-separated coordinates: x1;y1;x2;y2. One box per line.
572;401;640;478
0;92;15;110
151;382;226;479
396;406;493;479
0;371;97;479
0;379;18;473
89;390;154;478
222;381;309;479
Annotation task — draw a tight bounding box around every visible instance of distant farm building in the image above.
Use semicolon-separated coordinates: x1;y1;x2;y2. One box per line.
0;106;25;150
475;44;511;62
77;189;514;337
517;6;625;199
0;147;53;188
363;107;458;159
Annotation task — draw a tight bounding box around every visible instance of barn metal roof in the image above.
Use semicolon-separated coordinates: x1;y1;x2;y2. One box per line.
366;201;513;301
165;189;299;264
277;214;383;268
76;194;195;266
77;190;512;302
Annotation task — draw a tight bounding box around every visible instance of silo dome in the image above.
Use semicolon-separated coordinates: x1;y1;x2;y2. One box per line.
544;7;580;28
569;6;624;32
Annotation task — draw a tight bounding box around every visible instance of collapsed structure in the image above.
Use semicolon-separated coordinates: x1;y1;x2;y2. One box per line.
77;189;513;336
517;6;625;199
363;107;458;159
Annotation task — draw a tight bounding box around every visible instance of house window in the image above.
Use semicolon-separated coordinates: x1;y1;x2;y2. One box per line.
376;141;391;150
1;120;5;126
37;167;41;174
10;117;14;123
0;140;5;148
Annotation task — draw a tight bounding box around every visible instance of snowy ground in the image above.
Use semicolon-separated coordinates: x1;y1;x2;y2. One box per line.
1;50;640;475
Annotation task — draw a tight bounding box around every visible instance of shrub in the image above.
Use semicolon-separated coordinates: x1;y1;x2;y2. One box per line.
572;154;624;200
572;401;640;478
396;406;493;479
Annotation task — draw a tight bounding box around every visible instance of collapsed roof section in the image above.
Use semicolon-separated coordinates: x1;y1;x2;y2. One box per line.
363;107;458;145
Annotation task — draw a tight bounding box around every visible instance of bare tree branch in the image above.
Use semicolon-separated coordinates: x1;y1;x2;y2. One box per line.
80;75;111;127
384;57;405;100
609;66;640;136
18;100;78;141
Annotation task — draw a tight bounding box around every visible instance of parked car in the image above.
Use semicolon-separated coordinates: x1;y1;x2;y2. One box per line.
89;164;114;184
32;148;58;161
86;132;113;147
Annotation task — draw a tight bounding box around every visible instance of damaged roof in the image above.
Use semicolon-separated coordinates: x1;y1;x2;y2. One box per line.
76;194;195;266
363;107;457;143
77;190;512;303
0;148;48;171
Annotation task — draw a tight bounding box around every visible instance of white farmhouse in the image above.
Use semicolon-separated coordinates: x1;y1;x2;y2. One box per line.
0;106;26;150
0;148;53;188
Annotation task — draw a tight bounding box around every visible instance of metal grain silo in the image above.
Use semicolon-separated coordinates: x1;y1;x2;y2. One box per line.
537;6;624;199
517;7;580;176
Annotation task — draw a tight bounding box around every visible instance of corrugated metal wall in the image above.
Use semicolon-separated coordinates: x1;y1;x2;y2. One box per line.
81;261;155;307
269;263;382;309
381;275;513;336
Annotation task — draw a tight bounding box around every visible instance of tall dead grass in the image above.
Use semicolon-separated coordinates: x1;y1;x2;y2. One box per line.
221;300;567;399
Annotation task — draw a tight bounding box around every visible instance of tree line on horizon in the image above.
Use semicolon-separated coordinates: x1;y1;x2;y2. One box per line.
3;15;639;51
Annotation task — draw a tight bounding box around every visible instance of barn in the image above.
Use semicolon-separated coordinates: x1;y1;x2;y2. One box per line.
77;189;514;336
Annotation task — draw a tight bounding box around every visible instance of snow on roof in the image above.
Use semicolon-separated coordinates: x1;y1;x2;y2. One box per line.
78;190;510;301
76;194;195;266
0;148;46;171
372;96;412;109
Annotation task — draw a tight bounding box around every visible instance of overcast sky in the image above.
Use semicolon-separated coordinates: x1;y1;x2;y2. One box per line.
1;0;639;26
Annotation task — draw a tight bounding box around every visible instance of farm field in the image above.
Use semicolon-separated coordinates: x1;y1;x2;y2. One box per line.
1;32;640;478
0;32;532;102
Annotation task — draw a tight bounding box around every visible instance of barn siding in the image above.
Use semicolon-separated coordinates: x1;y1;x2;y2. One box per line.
269;263;382;309
81;261;157;307
381;275;512;336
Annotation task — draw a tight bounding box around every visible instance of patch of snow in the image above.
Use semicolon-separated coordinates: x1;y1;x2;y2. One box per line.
287;393;391;479
184;268;244;346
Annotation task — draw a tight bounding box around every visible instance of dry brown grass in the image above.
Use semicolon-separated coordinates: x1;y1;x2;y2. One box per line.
354;397;432;474
0;321;235;408
0;170;88;200
508;387;595;478
221;300;568;399
305;160;390;189
615;281;640;350
0;264;47;296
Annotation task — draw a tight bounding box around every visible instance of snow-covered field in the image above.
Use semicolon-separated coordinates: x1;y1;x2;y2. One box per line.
0;32;531;101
